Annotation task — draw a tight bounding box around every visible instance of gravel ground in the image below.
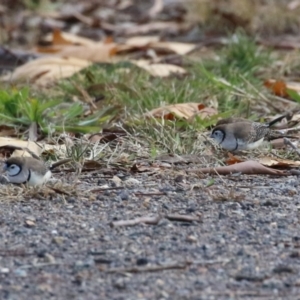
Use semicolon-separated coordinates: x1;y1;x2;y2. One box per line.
1;167;300;300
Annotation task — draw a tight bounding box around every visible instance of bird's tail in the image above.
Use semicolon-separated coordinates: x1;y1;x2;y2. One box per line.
267;114;287;127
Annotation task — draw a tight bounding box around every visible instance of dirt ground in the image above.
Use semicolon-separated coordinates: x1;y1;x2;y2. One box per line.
1;166;300;299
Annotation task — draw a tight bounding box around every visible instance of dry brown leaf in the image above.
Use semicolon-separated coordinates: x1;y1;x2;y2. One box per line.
193;161;288;176
0;137;68;159
189;106;218;121
59;44;117;62
125;36;160;47
1;56;91;85
225;153;244;165
0;125;17;137
259;156;300;168
46;29;96;46
122;21;188;36
115;36;160;53
36;43;117;62
148;41;196;55
0;137;42;158
131;60;186;77
264;79;300;97
145;103;208;120
264;79;288;97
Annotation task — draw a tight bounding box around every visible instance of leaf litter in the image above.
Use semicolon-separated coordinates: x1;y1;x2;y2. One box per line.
2;1;300;299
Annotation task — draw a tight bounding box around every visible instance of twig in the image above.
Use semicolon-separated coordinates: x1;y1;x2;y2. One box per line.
19;262;61;269
110;213;200;227
284;137;300;158
134;192;167;196
50;158;72;170
89;186;125;193
0;249;34;256
46;186;71;196
165;214;200;222
105;261;189;273
110;215;162;227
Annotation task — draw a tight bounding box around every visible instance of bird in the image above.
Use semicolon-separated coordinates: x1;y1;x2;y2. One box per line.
2;157;71;186
210;114;288;151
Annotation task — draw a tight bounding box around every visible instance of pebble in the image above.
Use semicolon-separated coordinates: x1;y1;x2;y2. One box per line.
14;269;27;277
0;268;9;274
136;257;148;266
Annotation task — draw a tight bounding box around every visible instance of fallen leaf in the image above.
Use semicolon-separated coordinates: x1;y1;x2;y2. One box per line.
122;21;189;36
1;56;91;85
125;36;160;47
36;43;117;62
189;107;218;121
264;79;288;97
0;125;17;137
148;41;196;55
225;153;244;165
131;60;186;77
259;156;300;168
145;103;215;120
192;161;288;176
46;29;96;46
265;79;300;97
0;137;42;158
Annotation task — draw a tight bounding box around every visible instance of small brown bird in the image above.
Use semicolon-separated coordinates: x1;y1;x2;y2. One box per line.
210;115;287;151
3;157;51;186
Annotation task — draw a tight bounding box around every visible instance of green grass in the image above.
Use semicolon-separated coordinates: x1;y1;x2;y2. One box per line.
0;32;277;159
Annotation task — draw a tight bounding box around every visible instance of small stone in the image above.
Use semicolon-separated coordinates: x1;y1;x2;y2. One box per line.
44;253;56;263
52;237;64;245
74;258;94;269
24;220;35;227
113;278;126;289
124;178;140;187
14;269;27;277
156;279;165;286
186;235;197;243
218;212;227;219
174;175;185;183
0;268;9;274
119;190;129;201
273;265;294;274
37;284;52;292
136;257;148;266
110;176;122;187
262;278;284;289
290;251;300;258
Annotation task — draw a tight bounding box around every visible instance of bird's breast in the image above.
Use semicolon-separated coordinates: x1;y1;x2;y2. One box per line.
29;170;52;186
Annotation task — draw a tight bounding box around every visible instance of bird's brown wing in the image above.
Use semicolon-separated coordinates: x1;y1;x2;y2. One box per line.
231;122;269;143
249;123;270;142
24;157;48;175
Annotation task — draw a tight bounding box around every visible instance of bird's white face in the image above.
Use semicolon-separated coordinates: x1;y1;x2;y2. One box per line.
4;163;21;176
210;129;225;144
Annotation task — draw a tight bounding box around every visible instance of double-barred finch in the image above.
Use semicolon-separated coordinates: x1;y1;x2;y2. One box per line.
2;157;51;186
210;115;288;151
